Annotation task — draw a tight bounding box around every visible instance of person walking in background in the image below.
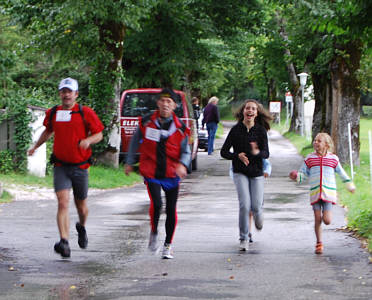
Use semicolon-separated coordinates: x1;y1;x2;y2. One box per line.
221;99;272;251
202;96;220;155
124;88;191;259
28;78;104;258
192;97;201;129
289;132;355;254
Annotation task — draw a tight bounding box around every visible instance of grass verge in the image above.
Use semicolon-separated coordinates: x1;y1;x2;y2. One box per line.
274;118;372;252
0;165;142;193
0;190;12;203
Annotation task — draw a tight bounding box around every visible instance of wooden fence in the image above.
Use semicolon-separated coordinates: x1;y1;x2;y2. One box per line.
0;109;15;151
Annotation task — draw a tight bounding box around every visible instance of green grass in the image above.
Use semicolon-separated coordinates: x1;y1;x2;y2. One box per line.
279;118;372;251
0;165;142;191
89;165;141;189
0;190;12;203
337;118;372;250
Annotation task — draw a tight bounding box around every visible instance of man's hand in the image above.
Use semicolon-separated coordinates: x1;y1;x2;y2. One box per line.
175;163;187;179
124;164;134;176
238;152;249;166
79;139;91;150
27;147;36;156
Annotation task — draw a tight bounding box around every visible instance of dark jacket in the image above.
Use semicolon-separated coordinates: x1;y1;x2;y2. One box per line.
220;122;269;177
202;103;219;125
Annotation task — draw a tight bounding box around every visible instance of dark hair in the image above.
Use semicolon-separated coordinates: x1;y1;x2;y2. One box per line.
192;97;199;104
158;87;177;102
234;99;273;130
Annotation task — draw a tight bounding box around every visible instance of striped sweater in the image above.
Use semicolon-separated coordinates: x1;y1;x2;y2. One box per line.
297;152;354;205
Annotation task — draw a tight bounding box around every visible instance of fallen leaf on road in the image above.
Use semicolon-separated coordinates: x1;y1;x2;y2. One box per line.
229;276;234;280
70;285;76;290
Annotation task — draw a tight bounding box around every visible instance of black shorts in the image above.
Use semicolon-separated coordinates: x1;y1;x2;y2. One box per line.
53;166;89;200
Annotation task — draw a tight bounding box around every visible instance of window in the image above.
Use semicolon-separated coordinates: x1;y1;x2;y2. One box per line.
122;93;184;117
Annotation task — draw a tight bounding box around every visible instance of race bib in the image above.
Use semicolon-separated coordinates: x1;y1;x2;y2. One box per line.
145;127;161;142
55;110;72;122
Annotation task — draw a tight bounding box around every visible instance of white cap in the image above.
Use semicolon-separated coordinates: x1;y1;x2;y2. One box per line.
58;77;78;91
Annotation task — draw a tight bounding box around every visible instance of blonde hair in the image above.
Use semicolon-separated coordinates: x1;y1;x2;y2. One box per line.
315;132;334;153
208;96;219;104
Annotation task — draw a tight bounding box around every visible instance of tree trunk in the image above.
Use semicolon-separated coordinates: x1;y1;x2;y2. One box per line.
275;12;302;134
311;73;332;140
329;40;361;166
95;21;126;168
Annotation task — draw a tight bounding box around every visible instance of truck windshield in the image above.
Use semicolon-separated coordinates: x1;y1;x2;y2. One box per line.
121;93;184;118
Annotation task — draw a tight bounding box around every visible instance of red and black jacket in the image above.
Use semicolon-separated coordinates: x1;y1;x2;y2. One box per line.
138;111;190;179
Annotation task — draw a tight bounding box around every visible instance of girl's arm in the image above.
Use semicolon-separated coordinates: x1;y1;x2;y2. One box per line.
220;130;236;160
289;161;309;183
335;162;356;193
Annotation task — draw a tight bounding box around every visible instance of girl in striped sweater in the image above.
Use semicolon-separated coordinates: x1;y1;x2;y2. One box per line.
289;133;355;254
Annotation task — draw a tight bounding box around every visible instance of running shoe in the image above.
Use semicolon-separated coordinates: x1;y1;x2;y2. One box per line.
54;239;71;258
148;232;159;253
162;243;174;259
315;242;323;254
248;233;253;243
76;222;88;249
239;240;248;251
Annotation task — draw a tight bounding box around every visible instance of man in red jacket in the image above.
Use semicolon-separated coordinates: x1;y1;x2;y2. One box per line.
28;77;104;258
125;88;191;259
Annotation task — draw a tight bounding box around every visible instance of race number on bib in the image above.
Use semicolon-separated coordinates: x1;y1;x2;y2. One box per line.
145;127;161;142
55;110;72;122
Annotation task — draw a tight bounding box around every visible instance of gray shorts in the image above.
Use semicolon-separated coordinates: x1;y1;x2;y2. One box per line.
312;200;333;211
53;166;88;200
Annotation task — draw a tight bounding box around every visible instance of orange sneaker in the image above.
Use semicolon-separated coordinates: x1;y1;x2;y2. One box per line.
315;242;323;254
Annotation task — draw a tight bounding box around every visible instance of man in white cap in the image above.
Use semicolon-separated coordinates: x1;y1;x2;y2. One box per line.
28;77;104;258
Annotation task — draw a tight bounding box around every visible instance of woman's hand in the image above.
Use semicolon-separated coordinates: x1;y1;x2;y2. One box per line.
238;152;249;166
250;142;260;155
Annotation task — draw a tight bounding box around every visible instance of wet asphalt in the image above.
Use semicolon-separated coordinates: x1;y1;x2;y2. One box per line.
0;123;371;300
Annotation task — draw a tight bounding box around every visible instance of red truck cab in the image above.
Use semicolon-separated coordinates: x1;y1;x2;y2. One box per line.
120;88;198;171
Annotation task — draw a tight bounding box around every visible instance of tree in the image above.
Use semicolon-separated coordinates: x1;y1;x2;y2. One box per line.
2;0;153;167
301;0;372;165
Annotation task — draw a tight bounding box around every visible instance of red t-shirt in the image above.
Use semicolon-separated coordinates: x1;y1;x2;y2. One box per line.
43;103;104;169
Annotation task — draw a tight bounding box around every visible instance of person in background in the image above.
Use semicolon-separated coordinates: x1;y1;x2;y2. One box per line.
289;132;355;254
124;88;191;259
192;97;201;129
202;96;220;155
28;77;104;258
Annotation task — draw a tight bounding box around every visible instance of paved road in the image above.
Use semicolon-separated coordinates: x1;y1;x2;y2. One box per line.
0;125;371;299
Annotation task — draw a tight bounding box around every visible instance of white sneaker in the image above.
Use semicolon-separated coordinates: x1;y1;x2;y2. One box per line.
148;232;159;253
239;240;248;251
162;243;174;259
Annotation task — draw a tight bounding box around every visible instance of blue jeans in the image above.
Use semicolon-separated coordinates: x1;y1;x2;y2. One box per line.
206;122;218;155
232;173;264;241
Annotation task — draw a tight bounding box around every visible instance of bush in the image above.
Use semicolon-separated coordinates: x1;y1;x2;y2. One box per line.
0;150;15;173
